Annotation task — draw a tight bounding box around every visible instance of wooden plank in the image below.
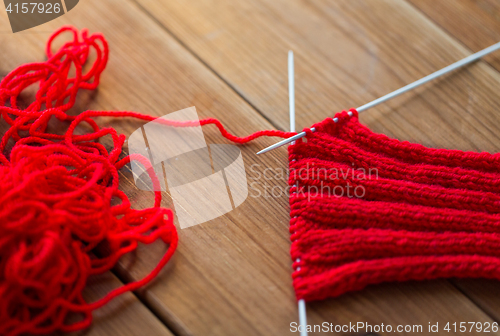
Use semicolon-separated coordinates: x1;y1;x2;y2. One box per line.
2;1;500;336
68;273;174;336
117;0;500;335
453;279;500;322
408;0;500;71
133;0;500;152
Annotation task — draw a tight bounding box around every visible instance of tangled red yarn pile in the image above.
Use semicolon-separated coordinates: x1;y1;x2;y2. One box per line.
289;109;500;302
0;26;180;335
0;26;295;335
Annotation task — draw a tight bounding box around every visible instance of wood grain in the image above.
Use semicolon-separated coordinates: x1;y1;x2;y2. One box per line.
68;273;174;336
453;279;500;322
133;0;500;152
408;0;500;71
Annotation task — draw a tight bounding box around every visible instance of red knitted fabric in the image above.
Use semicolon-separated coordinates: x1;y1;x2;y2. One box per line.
0;26;293;335
289;109;500;302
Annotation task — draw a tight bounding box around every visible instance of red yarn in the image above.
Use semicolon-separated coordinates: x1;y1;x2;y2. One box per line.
289;109;500;301
0;26;293;335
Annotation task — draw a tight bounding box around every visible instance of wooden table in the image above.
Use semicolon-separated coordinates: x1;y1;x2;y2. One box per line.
2;0;500;335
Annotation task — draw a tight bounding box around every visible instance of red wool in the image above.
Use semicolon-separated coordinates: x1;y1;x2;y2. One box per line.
0;26;292;335
289;109;500;302
0;26;179;335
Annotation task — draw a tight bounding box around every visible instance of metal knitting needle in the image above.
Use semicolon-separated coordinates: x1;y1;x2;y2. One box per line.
289;50;309;336
257;41;500;155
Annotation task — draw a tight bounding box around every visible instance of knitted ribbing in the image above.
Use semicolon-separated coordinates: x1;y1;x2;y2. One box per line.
289;109;500;302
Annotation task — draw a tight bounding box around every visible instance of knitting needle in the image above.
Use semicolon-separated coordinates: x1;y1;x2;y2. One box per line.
257;41;500;155
289;50;309;336
290;50;296;134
